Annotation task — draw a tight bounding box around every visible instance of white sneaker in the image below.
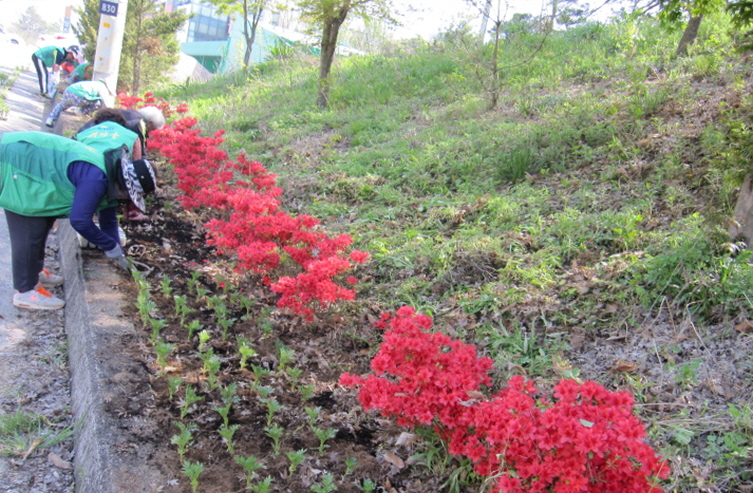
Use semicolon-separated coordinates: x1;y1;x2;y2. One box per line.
39;268;64;288
45;117;54;127
13;285;65;310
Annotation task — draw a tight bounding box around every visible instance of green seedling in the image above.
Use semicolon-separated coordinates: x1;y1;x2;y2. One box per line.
137;296;157;326
186;270;202;292
159;276;173;297
264;424;284;454
275;340;294;373
206;294;223;310
254;384;274;400
359;478;377;493
198;329;211;352
181;460;203;493
286;448;307;476
167;376;183;401
238;340;257;370
300;383;316;402
185;320;203;341
261;397;284;427
305;406;321;427
214;401;232;428
219;424;240;454
251;364;271;381
154;341;174;375
173;294;194;326
204;353;221;390
286;366;304;386
149;318;168;345
218;316;236;341
220;382;238;405
237;295;255;317
179;384;204;419
195;285;210;300
344;455;358;476
170;421;196;461
310;472;336;493
251;476;273;493
312;426;337;455
235;455;265;489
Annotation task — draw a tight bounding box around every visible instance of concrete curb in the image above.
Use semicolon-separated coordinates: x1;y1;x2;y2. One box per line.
59;221;168;493
59;221;114;493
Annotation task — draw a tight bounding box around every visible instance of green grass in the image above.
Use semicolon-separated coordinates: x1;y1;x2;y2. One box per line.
153;10;753;491
0;408;73;455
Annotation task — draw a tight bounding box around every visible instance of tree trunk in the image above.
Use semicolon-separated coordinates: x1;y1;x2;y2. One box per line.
132;13;143;93
490;21;500;109
243;0;252;67
317;10;347;108
676;15;703;57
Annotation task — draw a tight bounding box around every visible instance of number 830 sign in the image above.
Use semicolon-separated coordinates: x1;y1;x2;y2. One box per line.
99;0;118;17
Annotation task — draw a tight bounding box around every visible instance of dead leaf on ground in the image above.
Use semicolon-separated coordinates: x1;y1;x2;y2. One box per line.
735;320;753;333
608;360;638;373
382;451;405;469
395;432;417;448
20;438;42;460
48;452;72;469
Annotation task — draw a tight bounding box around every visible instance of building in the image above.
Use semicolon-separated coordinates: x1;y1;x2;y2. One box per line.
165;0;305;74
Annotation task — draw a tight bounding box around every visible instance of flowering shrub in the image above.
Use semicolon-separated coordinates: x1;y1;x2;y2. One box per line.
117;91;189;118
137;100;369;319
341;307;669;493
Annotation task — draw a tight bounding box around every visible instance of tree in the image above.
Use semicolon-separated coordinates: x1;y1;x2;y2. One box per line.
74;0;190;93
73;0;99;63
658;0;725;56
12;6;57;45
206;0;268;69
297;0;395;108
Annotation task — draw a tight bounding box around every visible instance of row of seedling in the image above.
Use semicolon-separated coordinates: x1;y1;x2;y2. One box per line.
133;270;375;492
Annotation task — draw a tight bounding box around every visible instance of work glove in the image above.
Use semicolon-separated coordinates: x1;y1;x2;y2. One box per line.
104;244;131;271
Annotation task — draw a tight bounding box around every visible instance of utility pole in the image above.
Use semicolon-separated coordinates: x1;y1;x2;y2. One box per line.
479;0;492;44
92;0;129;105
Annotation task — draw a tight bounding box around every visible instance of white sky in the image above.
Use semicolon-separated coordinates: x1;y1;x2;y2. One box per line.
394;0;552;39
0;0;84;33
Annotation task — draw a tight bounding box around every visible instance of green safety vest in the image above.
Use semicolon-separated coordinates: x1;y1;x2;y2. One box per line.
0;132;115;217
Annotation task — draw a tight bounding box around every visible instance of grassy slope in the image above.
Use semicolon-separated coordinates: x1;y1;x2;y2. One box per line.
160;13;753;492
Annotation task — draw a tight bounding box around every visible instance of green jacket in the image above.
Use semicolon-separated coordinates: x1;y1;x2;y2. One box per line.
33;46;66;67
0;132;114;217
67;80;109;101
71;62;91;77
77;121;138;156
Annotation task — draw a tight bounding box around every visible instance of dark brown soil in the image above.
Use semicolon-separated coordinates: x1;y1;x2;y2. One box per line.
109;188;445;493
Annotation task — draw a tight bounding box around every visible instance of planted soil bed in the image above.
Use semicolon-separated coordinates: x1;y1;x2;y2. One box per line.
98;170;753;493
108;190;444;493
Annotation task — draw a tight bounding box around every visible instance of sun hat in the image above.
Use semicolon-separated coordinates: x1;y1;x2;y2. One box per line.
119;152;157;213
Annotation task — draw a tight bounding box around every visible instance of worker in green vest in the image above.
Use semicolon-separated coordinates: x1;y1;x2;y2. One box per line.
31;45;77;99
0;132;156;310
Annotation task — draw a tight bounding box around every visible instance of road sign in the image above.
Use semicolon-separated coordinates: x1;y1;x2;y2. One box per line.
99;0;118;17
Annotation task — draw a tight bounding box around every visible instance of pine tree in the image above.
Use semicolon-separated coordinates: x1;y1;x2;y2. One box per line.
73;0;190;93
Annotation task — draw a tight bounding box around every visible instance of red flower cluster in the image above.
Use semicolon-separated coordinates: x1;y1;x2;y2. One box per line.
117;91;189;118
146;112;369;319
340;307;669;493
